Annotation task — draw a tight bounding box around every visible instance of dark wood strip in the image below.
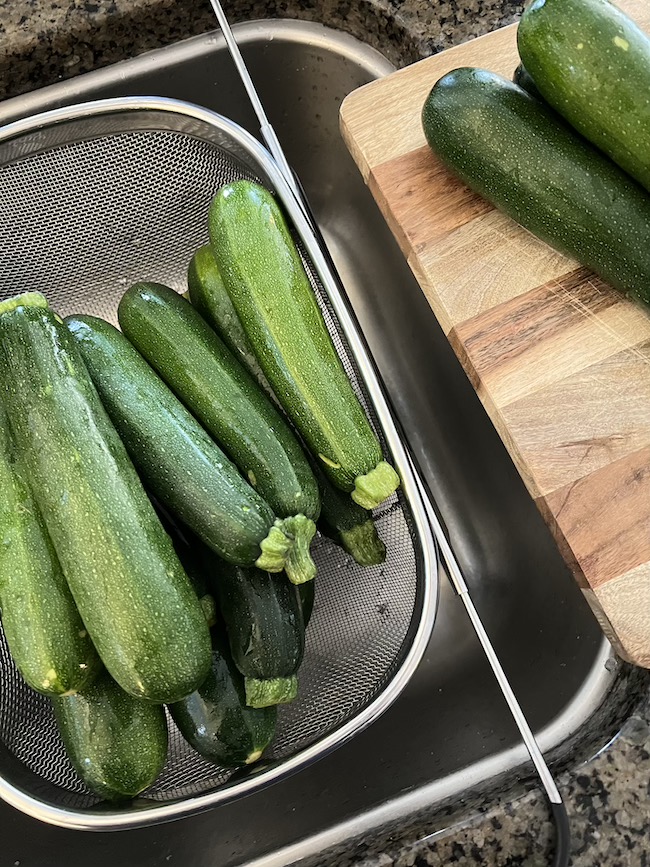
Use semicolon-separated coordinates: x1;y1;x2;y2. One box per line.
371;146;492;254
542;446;650;590
453;268;616;381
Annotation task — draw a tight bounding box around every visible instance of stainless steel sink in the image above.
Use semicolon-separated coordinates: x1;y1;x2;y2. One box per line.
0;20;616;867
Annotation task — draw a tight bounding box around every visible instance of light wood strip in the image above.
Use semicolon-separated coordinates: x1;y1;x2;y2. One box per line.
340;23;519;173
417;209;574;331
497;343;650;496
593;564;650;667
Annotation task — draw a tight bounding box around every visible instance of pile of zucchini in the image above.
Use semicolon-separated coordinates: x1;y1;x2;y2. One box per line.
0;181;400;801
421;0;650;310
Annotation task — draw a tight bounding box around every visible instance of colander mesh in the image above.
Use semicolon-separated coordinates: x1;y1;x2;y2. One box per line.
0;120;423;812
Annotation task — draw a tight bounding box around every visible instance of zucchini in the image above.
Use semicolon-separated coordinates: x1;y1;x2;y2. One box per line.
199;593;218;631
213;562;305;708
0;293;212;704
186;249;387;565
208;181;400;509
149;516;306;704
170;631;276;767
65;314;285;571
421;68;650;307
0;402;101;696
187;245;269;390
118;282;319;584
518;0;650;192
512;63;542;99
314;462;386;566
53;670;168;801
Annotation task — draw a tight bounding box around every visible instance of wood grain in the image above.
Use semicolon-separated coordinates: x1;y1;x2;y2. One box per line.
418;211;573;334
543;446;650;589
340;0;650;666
370;147;493;257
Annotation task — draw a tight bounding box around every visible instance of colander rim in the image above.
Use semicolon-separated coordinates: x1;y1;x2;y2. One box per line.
0;95;439;830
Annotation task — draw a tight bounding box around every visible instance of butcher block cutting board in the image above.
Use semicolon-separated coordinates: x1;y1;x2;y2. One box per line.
340;0;650;667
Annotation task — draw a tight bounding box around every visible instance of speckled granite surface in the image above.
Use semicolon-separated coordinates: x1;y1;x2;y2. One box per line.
394;713;650;866
3;0;650;864
0;0;522;100
302;662;650;866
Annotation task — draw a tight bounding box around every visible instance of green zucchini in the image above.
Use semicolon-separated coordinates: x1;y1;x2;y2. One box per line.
314;462;386;566
518;0;650;193
0;293;212;704
65;314;285;571
118;282;319;584
421;68;650;307
187;245;269;390
214;562;305;708
186;249;387;565
199;593;218;631
170;631;276;767
512;63;542;99
208;181;400;509
53;670;168;801
151;516;307;703
0;402;101;696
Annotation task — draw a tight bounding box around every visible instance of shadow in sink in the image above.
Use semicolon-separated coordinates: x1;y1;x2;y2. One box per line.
0;20;616;867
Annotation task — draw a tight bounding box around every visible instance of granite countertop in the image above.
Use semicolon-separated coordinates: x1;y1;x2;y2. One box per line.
0;0;522;101
351;698;650;867
2;0;650;864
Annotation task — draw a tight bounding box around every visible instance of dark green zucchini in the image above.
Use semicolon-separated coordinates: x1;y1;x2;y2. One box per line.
170;631;276;766
208;181;400;509
153;501;217;628
421;67;650;307
0;292;212;704
518;0;650;192
53;670;168;801
187;245;269;390
65;314;285;571
186;250;387;565
118;282;318;585
0;402;101;696
314;462;386;566
214;562;305;708
151;516;307;704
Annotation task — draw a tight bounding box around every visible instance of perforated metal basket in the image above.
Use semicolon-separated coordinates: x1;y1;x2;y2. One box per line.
0;97;438;829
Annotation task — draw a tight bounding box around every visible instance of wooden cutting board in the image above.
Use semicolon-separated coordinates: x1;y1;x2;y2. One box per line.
340;0;650;668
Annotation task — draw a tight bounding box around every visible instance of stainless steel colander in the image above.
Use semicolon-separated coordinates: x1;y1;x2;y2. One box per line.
0;97;439;829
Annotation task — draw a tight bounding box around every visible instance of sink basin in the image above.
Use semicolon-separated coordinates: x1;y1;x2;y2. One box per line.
0;20;614;867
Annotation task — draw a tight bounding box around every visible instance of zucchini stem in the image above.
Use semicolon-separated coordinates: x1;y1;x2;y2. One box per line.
351;461;400;510
0;292;49;316
340;520;386;567
281;515;317;585
245;675;298;708
255;515;317;584
256;522;293;573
